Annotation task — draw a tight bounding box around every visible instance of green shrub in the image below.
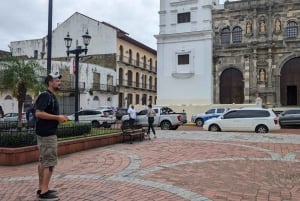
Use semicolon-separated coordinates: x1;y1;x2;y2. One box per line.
57;122;91;138
0;122;91;148
0;131;37;147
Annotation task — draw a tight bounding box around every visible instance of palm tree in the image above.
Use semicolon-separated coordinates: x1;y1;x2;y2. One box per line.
0;56;46;128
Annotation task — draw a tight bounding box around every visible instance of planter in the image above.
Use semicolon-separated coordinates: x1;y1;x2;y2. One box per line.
0;133;123;166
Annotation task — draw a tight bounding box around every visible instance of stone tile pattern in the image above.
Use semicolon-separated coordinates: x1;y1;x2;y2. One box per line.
0;131;300;201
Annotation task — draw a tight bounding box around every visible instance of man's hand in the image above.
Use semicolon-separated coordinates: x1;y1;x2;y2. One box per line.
57;115;68;123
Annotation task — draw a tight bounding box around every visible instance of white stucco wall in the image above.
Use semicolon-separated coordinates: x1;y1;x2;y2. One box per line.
0;60;117;113
10;12;117;59
156;0;215;106
51;13;117;58
38;60;118;110
10;39;45;58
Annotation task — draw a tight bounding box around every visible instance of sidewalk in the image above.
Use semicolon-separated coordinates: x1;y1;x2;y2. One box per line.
0;130;300;201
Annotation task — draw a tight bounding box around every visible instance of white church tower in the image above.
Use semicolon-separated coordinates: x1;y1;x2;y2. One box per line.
155;0;219;106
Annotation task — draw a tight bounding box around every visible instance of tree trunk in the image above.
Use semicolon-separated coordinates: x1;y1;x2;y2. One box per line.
17;101;23;129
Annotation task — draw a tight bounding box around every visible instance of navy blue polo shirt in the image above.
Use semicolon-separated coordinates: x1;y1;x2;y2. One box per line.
35;90;60;137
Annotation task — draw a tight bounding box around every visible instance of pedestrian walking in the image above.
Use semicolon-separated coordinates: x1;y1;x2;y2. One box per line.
127;104;136;129
147;104;156;139
0;105;4;118
35;72;68;201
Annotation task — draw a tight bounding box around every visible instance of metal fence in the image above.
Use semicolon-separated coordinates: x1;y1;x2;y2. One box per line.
0;120;123;148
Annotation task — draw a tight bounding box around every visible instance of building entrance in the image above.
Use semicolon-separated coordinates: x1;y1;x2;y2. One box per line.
287;86;297;105
280;57;300;106
220;68;244;104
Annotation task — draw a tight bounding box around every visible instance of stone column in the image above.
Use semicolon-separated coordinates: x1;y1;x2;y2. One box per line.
244;55;250;103
267;49;272;87
252;49;258;103
273;68;281;106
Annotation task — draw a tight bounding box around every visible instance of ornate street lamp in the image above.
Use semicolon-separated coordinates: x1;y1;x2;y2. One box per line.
64;30;91;121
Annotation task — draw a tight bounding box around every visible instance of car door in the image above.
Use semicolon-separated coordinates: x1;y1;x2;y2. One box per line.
78;110;90;123
136;109;148;126
284;110;300;126
214;108;225;118
221;110;243;131
153;109;159;126
293;110;300;125
204;108;216;121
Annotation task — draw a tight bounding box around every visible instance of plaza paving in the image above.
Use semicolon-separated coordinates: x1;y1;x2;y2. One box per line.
1;130;300;201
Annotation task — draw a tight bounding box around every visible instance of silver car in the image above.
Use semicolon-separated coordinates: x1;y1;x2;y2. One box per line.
279;109;300;127
68;109;116;128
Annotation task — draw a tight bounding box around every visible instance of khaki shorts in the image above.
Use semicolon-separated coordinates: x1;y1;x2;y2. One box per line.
37;135;58;167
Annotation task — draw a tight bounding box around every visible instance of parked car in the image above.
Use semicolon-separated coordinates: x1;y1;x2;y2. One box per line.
116;108;128;120
203;107;280;133
278;109;300;127
96;106;117;112
191;107;230;127
3;112;26;122
0;112;27;129
121;106;187;130
68;109;116;128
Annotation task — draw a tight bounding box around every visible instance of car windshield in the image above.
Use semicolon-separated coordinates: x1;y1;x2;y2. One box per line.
103;110;114;115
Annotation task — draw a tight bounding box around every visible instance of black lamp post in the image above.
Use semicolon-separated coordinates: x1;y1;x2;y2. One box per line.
64;30;91;122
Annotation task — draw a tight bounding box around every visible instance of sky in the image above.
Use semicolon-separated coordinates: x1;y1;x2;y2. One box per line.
0;0;227;52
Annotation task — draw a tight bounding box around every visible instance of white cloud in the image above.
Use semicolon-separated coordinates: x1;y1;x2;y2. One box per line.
0;0;159;51
0;0;231;52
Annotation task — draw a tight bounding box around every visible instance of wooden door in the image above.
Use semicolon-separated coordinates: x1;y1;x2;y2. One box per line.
280;57;300;106
220;68;244;104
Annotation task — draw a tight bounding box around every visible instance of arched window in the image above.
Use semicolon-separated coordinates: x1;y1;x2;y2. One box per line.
119;45;123;61
149;58;153;71
232;26;242;43
128;49;132;64
136;53;140;67
119;68;123;86
143;56;147;68
4;95;12;100
149;76;153;90
136;72;140;88
221;27;231;44
127;70;133;87
287;21;298;38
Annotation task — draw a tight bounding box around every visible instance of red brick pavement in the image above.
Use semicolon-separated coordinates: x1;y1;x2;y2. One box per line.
0;128;300;201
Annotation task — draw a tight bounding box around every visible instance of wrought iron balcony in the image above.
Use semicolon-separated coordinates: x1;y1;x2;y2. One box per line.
117;79;157;92
59;81;85;92
117;55;157;73
92;83;118;94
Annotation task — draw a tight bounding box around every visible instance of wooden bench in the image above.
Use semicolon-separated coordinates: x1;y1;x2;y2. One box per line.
121;125;145;144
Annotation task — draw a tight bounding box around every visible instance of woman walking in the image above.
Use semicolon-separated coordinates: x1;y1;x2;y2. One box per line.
147;104;156;139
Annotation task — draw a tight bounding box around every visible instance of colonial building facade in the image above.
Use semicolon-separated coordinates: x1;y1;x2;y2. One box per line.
156;0;218;106
212;0;300;106
8;12;156;113
116;30;157;107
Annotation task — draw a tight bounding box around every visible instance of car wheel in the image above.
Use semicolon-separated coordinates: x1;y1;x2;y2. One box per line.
160;121;172;130
209;124;221;132
255;125;268;133
91;121;100;128
195;118;204;127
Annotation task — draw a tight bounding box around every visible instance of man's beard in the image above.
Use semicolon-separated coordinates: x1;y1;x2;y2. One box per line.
53;85;61;91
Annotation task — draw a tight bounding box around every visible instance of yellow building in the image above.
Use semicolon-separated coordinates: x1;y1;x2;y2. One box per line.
116;29;157;108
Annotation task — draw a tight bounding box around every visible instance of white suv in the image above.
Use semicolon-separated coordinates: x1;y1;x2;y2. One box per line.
68;109;116;128
203;107;280;133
